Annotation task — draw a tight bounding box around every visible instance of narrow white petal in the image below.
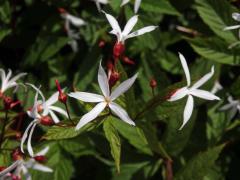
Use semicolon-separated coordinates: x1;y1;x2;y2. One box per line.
98;0;108;4
27;122;38;157
219;103;236;111
178;53;191;86
110;73;138;100
7;73;27;86
95;1;101;12
21;121;36;153
0;69;6;88
21;165;31;180
31;163;53;172
49;106;68;117
134;0;142;13
98;62;110;97
36;146;49;156
223;25;240;31
68;92;104;102
5;69;12;83
232;13;240;22
167;87;188;102
45;91;59;106
49;110;60;123
191;66;215;89
229;107;238;119
75;102;107;130
102;11;121;35
0;160;21;176
121;0;130;6
26;83;46;103
125;26;158;40
190;89;220;100
109;102;135;126
179;95;194;130
122;15;138;36
66;14;86;27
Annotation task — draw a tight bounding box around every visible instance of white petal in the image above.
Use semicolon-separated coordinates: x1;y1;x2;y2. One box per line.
26;83;46;103
0;69;6;88
36;146;49;156
178;53;191;86
49;106;68;117
191;66;215;89
102;11;121;35
27;122;38;157
66;14;86;27
31;163;53;173
223;25;240;30
109;102;135;126
167;87;188;101
0;160;21;176
21;165;31;180
134;0;142;13
125;26;158;40
179;95;194;130
121;0;130;6
232;13;240;21
75;102;107;130
110;73;138;100
219;103;235;111
45;91;59;106
49;110;60;123
190;89;220;100
98;0;108;4
68;92;104;102
95;1;101;12
122;15;138;36
7;72;27;86
229;107;238;119
21;121;36;153
98;62;110;97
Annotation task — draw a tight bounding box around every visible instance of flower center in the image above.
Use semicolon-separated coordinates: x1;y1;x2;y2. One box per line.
105;97;111;105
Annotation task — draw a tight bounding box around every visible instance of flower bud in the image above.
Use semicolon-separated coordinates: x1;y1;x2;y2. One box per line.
3;96;21;110
34;155;47;163
113;42;125;59
11;148;23;161
55;79;67;104
40;116;54;126
98;40;106;48
150;78;157;89
109;71;120;87
58;7;67;14
122;56;135;65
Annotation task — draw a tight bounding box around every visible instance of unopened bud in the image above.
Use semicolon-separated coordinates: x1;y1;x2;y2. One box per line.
40;116;54;126
11;148;23;161
150;78;157;89
122;56;135;65
3;97;21;110
109;71;120;87
113;42;125;59
98;40;106;48
34;155;47;163
55;79;67;104
58;7;67;14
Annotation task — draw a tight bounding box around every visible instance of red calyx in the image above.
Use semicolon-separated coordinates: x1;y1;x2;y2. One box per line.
150;78;157;89
11;148;23;161
58;7;67;14
122;56;135;65
113;42;125;59
98;40;106;48
55;79;67;104
34;155;47;163
40;116;54;126
3;96;21;110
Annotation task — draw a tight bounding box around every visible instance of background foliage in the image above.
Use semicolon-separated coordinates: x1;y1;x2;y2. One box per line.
0;0;240;179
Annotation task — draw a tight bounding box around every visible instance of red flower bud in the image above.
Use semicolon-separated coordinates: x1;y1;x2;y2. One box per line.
109;71;120;87
11;148;23;161
3;96;21;110
98;40;106;48
113;42;125;59
122;56;135;65
40;116;54;126
55;79;67;104
58;7;67;14
34;155;47;163
150;78;157;89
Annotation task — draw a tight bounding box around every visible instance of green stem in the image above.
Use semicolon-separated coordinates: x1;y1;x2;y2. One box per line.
64;103;74;125
0;110;8;149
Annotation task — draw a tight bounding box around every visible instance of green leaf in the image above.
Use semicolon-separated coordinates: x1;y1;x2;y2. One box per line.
175;144;225;180
0;28;11;42
103;117;121;173
195;0;238;42
141;0;180;16
188;37;240;65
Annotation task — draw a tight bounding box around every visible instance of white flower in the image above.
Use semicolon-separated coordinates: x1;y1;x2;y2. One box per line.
224;13;240;32
21;84;67;157
59;9;86;52
92;0;108;12
210;81;223;94
103;11;158;44
168;53;220;130
0;69;26;94
69;62;137;130
0;147;52;180
220;95;240;119
121;0;142;13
